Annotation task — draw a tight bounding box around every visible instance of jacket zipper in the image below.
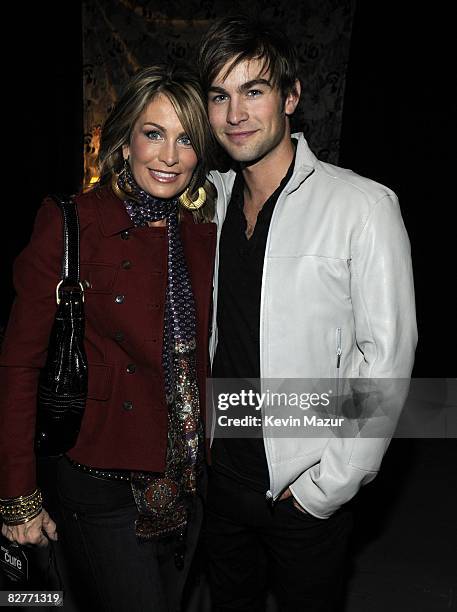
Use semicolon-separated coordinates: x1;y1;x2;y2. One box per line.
262;188;289;507
261;167;314;505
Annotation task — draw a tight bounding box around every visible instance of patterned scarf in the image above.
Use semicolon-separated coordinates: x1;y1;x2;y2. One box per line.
116;164;203;547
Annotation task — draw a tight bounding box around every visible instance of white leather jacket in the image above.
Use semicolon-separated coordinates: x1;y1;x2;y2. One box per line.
209;134;417;518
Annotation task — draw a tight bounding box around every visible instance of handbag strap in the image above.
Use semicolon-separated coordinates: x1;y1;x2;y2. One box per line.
50;195;80;286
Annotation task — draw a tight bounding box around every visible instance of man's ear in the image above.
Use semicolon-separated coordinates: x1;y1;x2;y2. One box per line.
284;79;301;116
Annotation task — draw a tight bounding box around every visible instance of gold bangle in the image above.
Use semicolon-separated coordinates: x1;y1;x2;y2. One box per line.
0;488;43;526
2;507;43;526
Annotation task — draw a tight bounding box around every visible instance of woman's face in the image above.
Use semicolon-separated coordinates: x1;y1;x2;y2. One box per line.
123;93;198;199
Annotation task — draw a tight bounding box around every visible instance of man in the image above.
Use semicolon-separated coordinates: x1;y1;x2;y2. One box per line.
199;14;417;612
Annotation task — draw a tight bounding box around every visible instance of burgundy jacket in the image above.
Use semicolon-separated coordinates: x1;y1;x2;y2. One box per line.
0;186;216;499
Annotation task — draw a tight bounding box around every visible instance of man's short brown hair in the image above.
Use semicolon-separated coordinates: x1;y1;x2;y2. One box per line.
198;14;300;100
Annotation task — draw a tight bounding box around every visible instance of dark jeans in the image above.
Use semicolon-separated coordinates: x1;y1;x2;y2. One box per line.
205;470;353;612
55;456;203;612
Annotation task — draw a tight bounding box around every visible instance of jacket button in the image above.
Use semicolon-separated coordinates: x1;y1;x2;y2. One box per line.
121;259;132;270
123;400;133;411
120;230;130;240
126;363;136;374
114;331;124;342
115;294;125;304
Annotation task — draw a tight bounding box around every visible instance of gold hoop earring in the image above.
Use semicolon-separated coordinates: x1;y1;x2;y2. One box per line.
111;159;133;200
111;172;126;200
178;187;207;210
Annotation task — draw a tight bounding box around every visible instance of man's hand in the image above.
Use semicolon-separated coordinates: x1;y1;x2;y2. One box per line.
1;508;58;547
279;488;309;514
279;488;292;501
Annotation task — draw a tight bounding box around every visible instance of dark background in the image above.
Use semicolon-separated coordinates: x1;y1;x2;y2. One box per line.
2;2;454;377
1;2;456;610
339;2;455;379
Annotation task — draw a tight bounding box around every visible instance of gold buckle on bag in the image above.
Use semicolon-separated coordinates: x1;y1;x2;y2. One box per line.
55;280;85;305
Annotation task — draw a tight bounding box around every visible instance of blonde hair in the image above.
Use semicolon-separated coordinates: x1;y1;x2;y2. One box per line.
97;64;216;221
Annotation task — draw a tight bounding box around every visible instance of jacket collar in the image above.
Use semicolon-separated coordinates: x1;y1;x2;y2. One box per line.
93;185;216;237
211;132;317;201
283;133;317;194
94;185;136;236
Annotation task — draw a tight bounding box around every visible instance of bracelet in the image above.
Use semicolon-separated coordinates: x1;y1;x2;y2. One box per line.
0;488;43;525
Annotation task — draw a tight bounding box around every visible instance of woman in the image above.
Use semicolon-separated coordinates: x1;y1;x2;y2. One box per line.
0;64;216;611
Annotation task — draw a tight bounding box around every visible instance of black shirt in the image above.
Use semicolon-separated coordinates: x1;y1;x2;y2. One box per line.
212;150;296;491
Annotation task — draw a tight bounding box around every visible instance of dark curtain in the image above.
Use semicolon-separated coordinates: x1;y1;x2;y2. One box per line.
82;0;356;185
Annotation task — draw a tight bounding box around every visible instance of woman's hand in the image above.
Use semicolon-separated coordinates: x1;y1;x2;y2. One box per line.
1;508;58;547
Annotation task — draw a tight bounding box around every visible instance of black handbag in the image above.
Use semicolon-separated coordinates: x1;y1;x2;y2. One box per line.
1;534;63;593
34;195;88;457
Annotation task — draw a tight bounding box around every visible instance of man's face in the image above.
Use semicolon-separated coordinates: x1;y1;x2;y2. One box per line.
207;58;298;164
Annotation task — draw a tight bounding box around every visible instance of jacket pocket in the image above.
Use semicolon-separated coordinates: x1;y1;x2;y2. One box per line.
336;327;342;373
335;327;342;407
80;263;118;294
